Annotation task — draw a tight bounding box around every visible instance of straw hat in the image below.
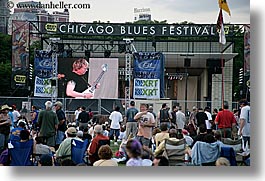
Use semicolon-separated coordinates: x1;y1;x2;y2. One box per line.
1;105;12;111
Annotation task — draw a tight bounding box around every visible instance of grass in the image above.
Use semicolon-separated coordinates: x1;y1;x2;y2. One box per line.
109;140;126;166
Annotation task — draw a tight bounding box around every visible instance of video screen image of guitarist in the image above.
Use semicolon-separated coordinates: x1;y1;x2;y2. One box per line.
57;58;107;99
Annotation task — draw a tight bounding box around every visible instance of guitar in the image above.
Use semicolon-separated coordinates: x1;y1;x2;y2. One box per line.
82;64;108;98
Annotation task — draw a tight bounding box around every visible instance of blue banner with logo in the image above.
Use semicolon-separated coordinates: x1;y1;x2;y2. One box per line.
133;52;165;98
34;50;53;79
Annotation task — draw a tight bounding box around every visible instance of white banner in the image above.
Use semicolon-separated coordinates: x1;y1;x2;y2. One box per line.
133;78;160;99
34;76;57;97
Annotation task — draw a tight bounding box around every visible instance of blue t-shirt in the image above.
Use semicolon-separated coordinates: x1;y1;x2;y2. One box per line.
125;108;139;122
8;111;14;125
32;110;39;124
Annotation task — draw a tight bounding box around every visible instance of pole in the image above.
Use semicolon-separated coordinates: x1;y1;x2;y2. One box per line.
184;67;188;114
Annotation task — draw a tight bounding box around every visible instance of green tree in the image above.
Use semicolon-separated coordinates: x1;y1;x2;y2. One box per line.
0;33;11;64
0;33;12;96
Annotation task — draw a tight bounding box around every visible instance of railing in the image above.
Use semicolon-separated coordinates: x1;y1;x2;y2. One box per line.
0;96;239;123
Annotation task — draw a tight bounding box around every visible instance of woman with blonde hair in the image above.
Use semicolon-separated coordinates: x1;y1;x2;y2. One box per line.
216;157;230;166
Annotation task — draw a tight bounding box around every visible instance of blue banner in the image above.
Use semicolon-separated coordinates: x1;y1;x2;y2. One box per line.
34;50;53;79
133;52;165;98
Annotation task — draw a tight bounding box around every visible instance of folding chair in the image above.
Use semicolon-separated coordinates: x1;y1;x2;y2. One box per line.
71;139;89;165
221;138;242;153
221;138;244;164
162;138;186;166
220;146;237;166
191;141;221;166
9;139;34;166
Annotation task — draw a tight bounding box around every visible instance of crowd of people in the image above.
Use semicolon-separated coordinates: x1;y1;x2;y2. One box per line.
0;99;250;166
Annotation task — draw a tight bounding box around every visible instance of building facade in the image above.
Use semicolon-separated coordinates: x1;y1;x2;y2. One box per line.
0;0;10;34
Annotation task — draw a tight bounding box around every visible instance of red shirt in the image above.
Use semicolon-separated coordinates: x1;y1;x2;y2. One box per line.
88;134;109;164
215;110;236;128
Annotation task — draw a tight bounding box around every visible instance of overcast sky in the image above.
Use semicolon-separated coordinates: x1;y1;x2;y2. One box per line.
11;0;250;24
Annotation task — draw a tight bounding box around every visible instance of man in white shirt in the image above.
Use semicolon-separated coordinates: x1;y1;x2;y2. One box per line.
238;99;250;149
11;105;21;124
204;107;213;134
74;107;81;126
109;106;123;145
175;106;186;134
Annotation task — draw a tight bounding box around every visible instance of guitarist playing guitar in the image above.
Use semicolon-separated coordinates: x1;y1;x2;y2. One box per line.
58;58;107;99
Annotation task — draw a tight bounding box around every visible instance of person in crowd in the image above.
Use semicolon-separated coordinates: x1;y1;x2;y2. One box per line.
109;106;123;145
216;157;230;166
11;105;21;125
0;105;12;153
125;139;143;166
233;109;240;128
157;103;172;128
187;106;198;137
151;127;161;152
19;129;30;142
191;125;208;148
88;108;94;120
38;154;53;166
204;106;213;134
195;108;208;132
54;101;67;150
154;123;169;148
154;128;191;158
118;125;126;141
82;127;92;141
102;124;109;137
170;105;178;128
56;127;83;164
10;121;26;141
215;102;236;138
78;106;90;131
134;103;155;158
8;108;14;130
211;108;219;130
182;129;194;147
238;99;250;149
77;130;83;140
74;106;81;126
175;106;186;134
152;155;169;166
124;101;139;140
213;130;224;147
34;136;53;155
31;105;39;133
148;106;157;120
87;125;109;165
37;101;59;148
93;145;118;166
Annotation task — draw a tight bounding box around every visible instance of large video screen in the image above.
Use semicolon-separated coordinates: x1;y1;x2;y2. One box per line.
58;57;118;99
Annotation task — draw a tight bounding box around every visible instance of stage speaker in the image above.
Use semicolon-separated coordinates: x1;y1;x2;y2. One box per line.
85;50;91;59
118;44;126;53
207;59;223;74
57;43;64;53
206;59;224;67
104;50;111;58
184;58;191;67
